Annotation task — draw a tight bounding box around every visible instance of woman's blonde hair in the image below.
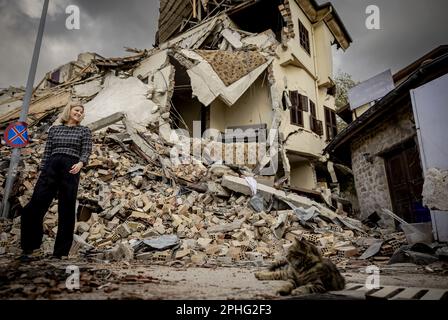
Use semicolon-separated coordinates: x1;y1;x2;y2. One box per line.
55;101;85;125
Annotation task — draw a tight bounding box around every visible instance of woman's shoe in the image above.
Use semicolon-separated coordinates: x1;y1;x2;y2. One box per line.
18;253;37;262
17;249;43;262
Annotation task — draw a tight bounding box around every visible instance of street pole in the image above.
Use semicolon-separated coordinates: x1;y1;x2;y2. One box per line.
1;0;49;218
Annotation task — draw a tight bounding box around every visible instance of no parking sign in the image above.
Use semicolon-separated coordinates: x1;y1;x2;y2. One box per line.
3;121;29;148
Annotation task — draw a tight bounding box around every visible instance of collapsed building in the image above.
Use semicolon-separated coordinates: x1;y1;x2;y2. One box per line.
2;0;354;206
3;0;435;267
156;0;352;199
1;1;448;301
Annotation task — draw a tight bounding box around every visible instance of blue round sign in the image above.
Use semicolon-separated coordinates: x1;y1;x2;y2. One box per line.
4;121;29;148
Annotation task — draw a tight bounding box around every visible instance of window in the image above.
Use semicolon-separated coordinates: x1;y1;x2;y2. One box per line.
309;101;323;136
298;19;310;54
290;91;308;127
324;107;338;140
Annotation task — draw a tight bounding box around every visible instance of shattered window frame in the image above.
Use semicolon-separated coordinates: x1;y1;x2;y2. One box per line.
290;91;305;127
324;106;338;141
309;100;323;136
298;19;311;55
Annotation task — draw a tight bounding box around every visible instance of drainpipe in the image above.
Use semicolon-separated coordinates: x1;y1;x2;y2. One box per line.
311;7;333;191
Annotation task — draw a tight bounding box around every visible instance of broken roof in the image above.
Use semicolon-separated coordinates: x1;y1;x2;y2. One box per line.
158;0;352;50
294;0;352;50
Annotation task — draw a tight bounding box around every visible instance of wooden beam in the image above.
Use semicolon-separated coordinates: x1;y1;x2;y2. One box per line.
87;112;125;132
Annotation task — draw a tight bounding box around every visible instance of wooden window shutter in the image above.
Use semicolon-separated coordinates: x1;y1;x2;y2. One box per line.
315;119;323;136
290;106;298;124
289;91;299;107
299;94;309;112
309;100;316;116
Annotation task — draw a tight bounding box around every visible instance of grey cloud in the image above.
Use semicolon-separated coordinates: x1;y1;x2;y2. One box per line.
0;0;159;88
326;0;448;81
1;0;447;88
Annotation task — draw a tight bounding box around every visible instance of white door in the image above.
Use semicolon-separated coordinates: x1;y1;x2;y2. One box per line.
411;73;448;242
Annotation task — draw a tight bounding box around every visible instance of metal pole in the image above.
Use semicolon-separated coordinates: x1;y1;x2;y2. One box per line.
1;0;49;218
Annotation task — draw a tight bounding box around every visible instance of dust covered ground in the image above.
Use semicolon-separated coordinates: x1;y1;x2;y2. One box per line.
1;256;447;300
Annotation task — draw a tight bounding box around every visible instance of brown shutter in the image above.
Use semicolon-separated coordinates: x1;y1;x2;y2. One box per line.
291;106;299;125
324;107;330;123
298;110;303;126
290;91;299;107
299;94;309;112
315;119;323;136
309;100;316;116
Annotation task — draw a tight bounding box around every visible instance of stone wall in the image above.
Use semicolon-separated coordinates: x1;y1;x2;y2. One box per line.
350;105;416;227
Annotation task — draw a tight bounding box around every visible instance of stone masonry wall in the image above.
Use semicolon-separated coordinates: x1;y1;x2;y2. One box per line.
351;106;416;227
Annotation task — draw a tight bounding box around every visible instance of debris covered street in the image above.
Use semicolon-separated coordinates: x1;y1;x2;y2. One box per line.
1;257;447;300
1;0;447;301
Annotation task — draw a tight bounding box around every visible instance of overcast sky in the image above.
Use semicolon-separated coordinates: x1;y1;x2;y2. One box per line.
0;0;447;89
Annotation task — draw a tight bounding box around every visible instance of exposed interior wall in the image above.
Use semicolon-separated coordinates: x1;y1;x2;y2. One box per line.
290;160;316;190
172;94;203;136
350;105;416;227
209;75;272;133
228;0;284;42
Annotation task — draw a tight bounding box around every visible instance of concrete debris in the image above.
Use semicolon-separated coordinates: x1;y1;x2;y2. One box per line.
133;235;180;252
422;168;448;211
359;240;383;260
178;49;273;106
104;242;135;262
0;2;429;270
1;133;407;265
83;74;160;131
389;243;440;265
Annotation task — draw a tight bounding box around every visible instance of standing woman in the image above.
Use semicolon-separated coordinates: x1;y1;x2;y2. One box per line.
20;101;92;259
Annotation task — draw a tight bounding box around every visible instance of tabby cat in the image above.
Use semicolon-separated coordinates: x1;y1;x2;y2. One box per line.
255;237;345;295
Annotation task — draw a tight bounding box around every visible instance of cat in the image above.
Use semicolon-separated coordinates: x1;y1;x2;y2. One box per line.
255;237;345;296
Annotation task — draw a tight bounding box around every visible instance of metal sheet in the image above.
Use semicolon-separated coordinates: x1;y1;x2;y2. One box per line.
411;73;448;242
348;70;395;110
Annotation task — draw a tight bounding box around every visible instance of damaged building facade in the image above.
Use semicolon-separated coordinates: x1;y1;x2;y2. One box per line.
326;46;448;241
0;0;352;201
153;0;352;196
3;2;448;298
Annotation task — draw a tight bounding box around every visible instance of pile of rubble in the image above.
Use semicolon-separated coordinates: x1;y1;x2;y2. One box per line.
0;116;415;267
0;7;434;266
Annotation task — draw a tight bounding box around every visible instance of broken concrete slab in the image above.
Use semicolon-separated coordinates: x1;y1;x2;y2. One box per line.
207;218;246;234
221;175;314;209
133;235;180;252
221;28;243;49
241;29;279;51
179;49;273;106
87;112;125;132
73;78;102;97
83;74;159;130
207;181;230;197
